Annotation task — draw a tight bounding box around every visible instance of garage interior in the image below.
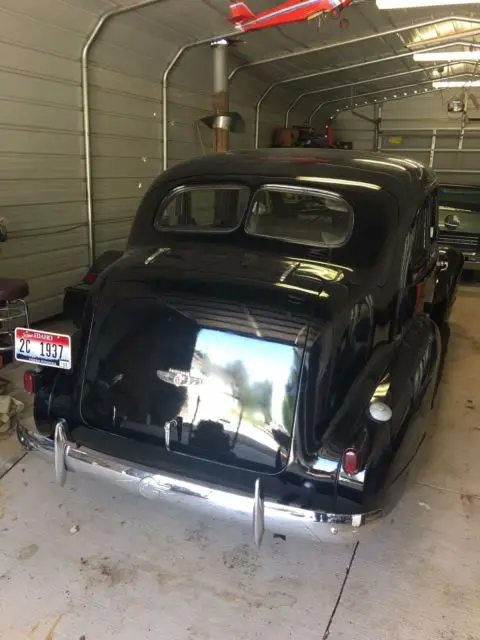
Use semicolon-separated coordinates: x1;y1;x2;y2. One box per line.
0;0;479;638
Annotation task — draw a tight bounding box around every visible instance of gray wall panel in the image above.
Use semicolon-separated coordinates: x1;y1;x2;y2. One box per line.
0;129;81;155
0;8;87;57
0;70;79;107
0;0;307;322
0;154;83;180
0;1;101;321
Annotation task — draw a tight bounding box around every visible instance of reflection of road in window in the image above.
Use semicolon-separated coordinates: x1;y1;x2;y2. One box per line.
192;328;301;437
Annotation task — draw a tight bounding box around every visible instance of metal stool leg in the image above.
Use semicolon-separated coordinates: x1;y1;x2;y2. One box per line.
20;299;30;328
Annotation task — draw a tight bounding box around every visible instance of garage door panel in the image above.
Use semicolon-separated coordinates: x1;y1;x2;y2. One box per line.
27;268;87;321
0;0;98;34
0;70;79;108
93;197;139;221
91;41;174;82
91;135;160;159
462;134;480;150
0;10;84;58
4;201;84;232
0;178;84;207
91;112;161;140
0;99;81;133
2;246;87;281
92;156;161;180
89;66;161;103
434;151;480;171
90;88;158;120
0;153;83;180
169;87;210;112
95;220;131;244
0;41;79;82
0;128;81;155
93;177;153;201
1;228;86;260
95;238;127;255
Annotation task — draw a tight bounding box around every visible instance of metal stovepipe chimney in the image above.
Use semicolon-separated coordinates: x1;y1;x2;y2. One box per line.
211;39;231;152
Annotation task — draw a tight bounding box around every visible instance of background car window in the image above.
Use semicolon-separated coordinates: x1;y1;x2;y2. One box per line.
438;186;480;234
246;186;353;248
154;185;250;231
438;186;480;212
411;196;432;268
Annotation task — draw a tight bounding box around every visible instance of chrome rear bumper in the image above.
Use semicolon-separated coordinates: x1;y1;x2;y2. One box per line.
17;423;383;547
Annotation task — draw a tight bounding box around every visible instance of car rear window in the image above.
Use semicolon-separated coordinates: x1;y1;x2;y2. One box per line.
245;185;353;248
154;184;251;232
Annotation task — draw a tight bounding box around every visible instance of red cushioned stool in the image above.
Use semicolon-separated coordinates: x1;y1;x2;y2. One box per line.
0;278;30;367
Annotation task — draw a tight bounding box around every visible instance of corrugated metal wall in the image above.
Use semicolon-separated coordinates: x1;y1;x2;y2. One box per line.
0;0;304;322
330;93;480;187
0;0;103;321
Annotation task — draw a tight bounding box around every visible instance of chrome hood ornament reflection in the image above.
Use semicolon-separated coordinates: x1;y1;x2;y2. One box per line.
156;368;204;388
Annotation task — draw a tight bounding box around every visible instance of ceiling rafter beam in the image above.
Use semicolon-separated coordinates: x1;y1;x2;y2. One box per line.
253;36;480;146
313;71;474;128
287;58;479;125
228;13;478;80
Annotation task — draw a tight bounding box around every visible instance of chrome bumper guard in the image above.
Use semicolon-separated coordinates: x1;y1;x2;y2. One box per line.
17;422;383;547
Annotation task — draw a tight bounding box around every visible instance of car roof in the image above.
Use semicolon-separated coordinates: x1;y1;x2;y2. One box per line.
159;148;437;205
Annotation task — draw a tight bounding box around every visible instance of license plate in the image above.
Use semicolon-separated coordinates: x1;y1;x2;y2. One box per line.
14;328;72;370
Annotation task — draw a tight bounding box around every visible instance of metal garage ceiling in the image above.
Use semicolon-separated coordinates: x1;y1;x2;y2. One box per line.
78;0;480;133
90;1;480;88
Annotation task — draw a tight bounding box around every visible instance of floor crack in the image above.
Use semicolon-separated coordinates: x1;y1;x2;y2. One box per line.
0;451;27;480
322;541;359;640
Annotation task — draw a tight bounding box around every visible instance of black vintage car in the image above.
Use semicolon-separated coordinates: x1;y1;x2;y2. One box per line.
438;184;480;273
16;149;463;547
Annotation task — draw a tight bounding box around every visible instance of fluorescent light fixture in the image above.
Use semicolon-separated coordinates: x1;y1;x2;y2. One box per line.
377;0;480;8
433;80;480;87
414;51;480;62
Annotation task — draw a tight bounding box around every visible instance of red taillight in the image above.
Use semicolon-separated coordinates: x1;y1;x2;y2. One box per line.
327;126;334;146
23;370;36;394
85;271;97;284
342;449;359;476
415;282;425;313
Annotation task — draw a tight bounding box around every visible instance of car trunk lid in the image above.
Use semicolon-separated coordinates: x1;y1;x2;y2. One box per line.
79;247;328;475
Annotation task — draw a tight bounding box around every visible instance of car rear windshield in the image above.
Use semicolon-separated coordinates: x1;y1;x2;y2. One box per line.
245;185;353;248
154;184;251;232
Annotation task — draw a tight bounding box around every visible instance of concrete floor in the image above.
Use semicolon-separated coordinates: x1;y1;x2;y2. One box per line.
0;289;479;640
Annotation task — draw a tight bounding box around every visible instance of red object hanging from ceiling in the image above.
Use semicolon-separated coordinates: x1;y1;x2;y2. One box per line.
227;0;353;33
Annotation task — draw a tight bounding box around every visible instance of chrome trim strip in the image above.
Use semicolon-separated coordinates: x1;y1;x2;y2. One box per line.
17;423;384;546
253;477;265;548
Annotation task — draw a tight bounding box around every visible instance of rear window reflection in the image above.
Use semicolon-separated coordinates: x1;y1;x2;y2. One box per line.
245;186;353;248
